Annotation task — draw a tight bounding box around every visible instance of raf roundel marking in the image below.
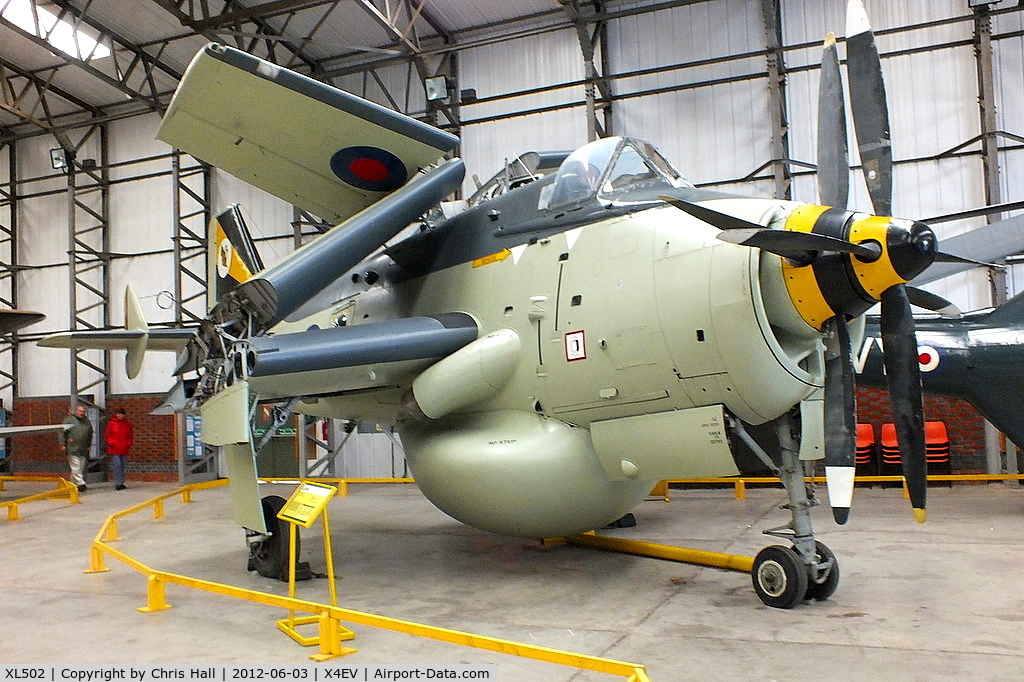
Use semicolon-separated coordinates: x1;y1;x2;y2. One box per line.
330;146;408;192
918;345;940;372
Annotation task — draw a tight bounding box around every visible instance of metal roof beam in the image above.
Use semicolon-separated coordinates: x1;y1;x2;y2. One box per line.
0;0;184;119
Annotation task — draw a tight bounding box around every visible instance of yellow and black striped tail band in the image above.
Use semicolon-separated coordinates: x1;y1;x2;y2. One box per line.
781;204;934;331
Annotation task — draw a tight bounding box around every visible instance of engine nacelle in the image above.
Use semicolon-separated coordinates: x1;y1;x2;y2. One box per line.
398;410;654;538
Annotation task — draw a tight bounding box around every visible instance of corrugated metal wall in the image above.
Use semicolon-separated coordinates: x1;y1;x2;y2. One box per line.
5;0;1024;402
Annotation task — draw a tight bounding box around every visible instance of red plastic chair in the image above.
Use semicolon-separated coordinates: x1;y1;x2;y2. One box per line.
855;423;878;479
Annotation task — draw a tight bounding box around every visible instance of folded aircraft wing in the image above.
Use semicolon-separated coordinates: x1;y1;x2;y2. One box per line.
158;44;460;224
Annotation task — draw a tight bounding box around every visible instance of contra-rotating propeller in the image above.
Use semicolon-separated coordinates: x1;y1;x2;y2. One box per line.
816;0;923;525
665;0;960;524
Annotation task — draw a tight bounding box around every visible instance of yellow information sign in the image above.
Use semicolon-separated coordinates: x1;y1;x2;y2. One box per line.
277;481;338;528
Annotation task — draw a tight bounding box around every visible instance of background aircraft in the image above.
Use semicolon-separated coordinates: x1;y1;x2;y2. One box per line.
857;293;1024;451
39;2;1001;609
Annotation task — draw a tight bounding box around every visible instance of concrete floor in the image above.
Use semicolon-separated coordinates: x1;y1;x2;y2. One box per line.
2;477;1023;680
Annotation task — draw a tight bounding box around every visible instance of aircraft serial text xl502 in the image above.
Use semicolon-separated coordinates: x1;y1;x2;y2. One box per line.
42;35;965;608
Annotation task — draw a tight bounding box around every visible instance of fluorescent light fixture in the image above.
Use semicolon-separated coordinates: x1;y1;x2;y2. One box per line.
1;0;110;60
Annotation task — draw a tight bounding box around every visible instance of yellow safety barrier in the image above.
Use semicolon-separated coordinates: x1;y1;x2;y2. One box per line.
664;473;1024;500
86;479;650;679
1;475;79;520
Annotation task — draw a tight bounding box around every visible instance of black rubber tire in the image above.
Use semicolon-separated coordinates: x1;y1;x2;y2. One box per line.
804;540;840;602
247;495;299;581
752;545;808;609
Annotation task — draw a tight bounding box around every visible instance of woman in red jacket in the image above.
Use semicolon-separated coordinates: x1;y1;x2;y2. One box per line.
104;407;134;490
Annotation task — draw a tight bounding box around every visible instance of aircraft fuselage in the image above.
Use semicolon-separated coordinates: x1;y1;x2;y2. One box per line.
256;176;829;536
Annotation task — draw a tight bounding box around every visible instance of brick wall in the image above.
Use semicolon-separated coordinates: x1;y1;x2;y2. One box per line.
8;394;179;482
856;387;989;473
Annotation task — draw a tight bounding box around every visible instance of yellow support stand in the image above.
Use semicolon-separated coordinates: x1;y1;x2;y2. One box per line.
273;481;356;660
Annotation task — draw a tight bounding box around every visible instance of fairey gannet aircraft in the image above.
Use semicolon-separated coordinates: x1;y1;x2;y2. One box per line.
42;3;988;608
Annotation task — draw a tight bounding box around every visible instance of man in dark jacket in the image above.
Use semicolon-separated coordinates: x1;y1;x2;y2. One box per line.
60;403;93;492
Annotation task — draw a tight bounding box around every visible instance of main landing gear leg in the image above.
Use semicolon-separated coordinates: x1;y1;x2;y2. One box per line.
730;413;839;609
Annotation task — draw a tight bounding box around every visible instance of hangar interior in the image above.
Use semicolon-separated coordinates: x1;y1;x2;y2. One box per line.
1;1;1022;475
3;0;1024;675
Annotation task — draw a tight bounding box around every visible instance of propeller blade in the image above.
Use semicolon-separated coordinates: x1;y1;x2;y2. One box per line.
904;287;962;318
823;315;856;524
846;0;893;216
716;227;882;261
817;32;849;209
659;196;764;231
880;284;928;522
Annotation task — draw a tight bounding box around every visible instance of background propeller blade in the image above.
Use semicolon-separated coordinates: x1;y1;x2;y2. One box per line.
846;0;893;216
880;285;928;522
823;315;856;524
905;287;962;318
817;32;849;209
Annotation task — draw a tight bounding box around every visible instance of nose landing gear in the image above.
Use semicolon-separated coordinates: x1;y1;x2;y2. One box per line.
730;413;840;609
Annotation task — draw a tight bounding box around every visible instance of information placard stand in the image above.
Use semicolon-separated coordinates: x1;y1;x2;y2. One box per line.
274;481;356;658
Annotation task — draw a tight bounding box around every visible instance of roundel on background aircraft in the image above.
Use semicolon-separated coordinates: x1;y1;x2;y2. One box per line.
918;345;940;372
330;145;408;192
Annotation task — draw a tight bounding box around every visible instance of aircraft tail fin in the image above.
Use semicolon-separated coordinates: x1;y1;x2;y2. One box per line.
208;204;265;312
979;290;1024;327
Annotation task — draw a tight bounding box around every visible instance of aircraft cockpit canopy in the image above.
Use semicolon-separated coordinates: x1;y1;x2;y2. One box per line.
541;136;692;211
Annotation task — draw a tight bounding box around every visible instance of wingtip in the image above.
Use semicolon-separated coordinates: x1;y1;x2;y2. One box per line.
913;508;927;524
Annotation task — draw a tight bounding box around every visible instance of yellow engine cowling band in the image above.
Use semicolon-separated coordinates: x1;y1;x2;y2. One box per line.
848;214;904;298
781;204;834;330
781;206;909;331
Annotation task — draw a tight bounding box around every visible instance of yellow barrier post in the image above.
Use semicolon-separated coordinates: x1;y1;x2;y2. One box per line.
138;573;172;613
648;481;669;501
735;479;746;500
5;502;19;521
104;518;120;542
85;544;110;573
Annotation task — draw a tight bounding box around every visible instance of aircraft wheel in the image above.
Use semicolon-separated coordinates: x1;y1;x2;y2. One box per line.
246;495;299;581
752;545;808;609
804;541;839;602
